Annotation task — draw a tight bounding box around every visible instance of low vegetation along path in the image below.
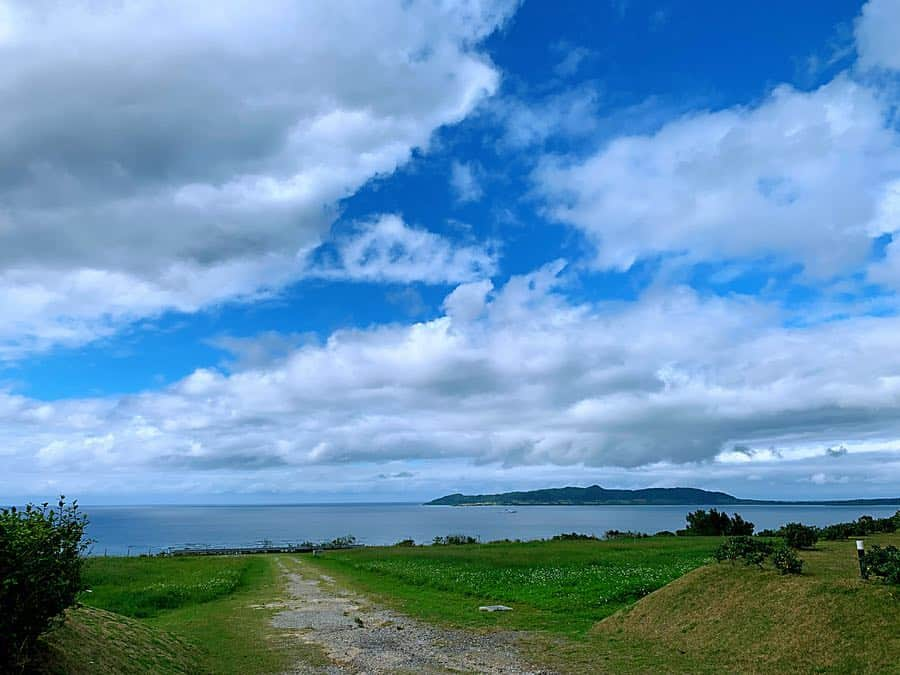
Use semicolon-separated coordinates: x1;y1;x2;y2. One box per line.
272;557;545;674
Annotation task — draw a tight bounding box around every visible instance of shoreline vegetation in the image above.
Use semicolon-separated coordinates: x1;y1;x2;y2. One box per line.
425;484;900;506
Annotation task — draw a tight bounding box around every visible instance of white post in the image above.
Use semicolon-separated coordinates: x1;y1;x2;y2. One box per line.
856;539;867;579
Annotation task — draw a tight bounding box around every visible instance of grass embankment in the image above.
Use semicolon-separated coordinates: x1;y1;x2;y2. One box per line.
303;536;719;635
306;534;900;674
38;555;325;674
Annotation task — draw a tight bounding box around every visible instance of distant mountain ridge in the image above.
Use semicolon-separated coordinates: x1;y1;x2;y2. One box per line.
424;485;900;506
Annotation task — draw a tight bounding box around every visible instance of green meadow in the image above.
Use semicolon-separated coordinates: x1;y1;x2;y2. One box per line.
37;555;326;674
304;536;718;635
32;532;900;673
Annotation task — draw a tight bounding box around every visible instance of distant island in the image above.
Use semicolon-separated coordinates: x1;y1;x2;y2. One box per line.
425;485;900;506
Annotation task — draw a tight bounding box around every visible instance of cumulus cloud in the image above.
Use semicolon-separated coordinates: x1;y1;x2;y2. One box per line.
0;0;515;357
855;0;900;70
450;160;484;203
303;215;497;284
491;86;602;149
535;76;900;276
5;263;900;498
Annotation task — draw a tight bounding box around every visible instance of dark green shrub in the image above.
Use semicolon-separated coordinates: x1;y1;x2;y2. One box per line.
729;513;755;536
684;509;754;536
654;530;676;537
863;545;900;585
394;538;416;547
771;543;804;575
551;532;599;541
779;522;819;549
432;534;479;545
714;536;772;567
604;530;648;539
820;512;898;540
0;497;90;671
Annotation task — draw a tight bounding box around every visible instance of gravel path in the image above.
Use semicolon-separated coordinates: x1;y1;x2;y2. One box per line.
272;557;549;674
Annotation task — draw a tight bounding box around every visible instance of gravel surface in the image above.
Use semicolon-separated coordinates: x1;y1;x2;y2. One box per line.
272;557;550;674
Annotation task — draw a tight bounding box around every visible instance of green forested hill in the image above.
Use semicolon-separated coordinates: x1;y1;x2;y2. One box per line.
425;485;900;506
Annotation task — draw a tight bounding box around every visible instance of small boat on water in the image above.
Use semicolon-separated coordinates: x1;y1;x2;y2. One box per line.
505;508;517;513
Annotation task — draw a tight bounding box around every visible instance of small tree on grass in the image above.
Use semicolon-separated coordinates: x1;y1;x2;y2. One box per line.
0;497;90;671
714;536;772;567
863;545;900;585
779;523;818;550
771;543;804;575
715;537;804;575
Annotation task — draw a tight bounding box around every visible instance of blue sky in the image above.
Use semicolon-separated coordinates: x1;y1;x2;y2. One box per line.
3;0;900;503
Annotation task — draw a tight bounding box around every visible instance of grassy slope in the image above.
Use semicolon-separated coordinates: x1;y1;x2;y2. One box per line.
34;607;197;675
303;536;719;635
558;533;900;674
40;555;327;675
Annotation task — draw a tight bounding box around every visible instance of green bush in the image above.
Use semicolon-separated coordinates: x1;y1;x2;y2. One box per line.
819;512;898;540
604;530;648;539
714;536;772;567
551;532;600;541
432;534;479;545
771;522;819;549
683;509;754;536
0;497;90;671
863;545;900;585
394;538;416;547
771;543;804;575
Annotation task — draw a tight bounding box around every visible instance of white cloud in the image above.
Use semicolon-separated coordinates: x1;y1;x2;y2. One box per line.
442;279;493;322
855;0;900;70
450;160;484;203
491;86;601;149
0;0;515;357
552;43;592;78
535;76;900;276
5;263;900;498
303;215;497;284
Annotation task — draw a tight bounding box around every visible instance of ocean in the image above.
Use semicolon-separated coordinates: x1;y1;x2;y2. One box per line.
82;503;900;556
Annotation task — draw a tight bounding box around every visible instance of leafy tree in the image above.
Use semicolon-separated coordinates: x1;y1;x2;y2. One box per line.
819;512;898;540
771;543;804;575
729;513;755;536
432;534;479;545
1;497;90;671
714;536;772;567
863;545;900;585
604;530;648;539
552;532;599;541
778;523;819;549
683;509;754;536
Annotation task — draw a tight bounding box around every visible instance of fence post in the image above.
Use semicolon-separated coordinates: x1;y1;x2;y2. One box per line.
856;540;868;579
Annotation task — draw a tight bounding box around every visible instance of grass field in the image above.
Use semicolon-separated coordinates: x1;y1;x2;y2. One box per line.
306;533;900;674
303;536;719;635
38;555;326;674
33;532;900;673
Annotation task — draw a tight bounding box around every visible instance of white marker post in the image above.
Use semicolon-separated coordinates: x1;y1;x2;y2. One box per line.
856;539;867;579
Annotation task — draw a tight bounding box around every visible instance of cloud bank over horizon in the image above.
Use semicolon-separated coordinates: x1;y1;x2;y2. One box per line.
4;0;900;502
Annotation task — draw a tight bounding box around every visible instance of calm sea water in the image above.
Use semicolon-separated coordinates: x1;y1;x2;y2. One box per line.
82;503;900;556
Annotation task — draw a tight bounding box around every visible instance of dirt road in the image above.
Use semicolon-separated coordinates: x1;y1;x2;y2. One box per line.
272;557;548;674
